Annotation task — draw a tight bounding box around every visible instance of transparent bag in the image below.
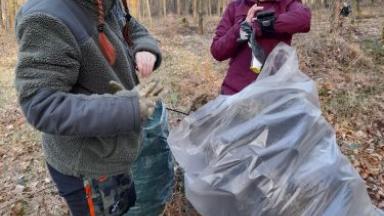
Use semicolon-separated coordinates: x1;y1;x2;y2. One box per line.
168;44;383;216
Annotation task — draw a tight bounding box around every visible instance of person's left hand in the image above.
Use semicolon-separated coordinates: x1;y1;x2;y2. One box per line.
135;51;156;78
245;4;264;24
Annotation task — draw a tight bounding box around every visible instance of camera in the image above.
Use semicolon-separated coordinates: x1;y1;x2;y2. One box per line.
256;11;274;19
256;11;275;35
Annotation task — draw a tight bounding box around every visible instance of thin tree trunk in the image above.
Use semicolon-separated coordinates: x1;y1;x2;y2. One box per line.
145;0;152;24
356;0;361;17
323;0;329;8
382;25;384;41
208;0;212;16
183;0;189;15
352;0;361;17
193;0;197;18
176;0;181;15
9;0;15;30
162;0;167;17
3;0;9;30
329;0;342;34
0;0;3;30
197;0;204;34
128;0;140;18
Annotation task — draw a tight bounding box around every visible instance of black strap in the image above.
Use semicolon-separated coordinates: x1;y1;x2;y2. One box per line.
250;31;266;63
257;11;276;36
121;0;132;22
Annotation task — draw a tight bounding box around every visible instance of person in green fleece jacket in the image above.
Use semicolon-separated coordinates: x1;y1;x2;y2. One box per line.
14;0;170;215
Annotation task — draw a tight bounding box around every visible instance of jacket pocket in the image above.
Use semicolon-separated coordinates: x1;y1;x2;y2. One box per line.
93;132;141;163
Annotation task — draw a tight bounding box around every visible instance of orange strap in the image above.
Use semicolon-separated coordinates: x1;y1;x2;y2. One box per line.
84;181;96;216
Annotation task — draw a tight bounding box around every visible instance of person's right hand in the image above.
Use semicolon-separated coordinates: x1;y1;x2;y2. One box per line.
109;80;163;120
245;4;264;24
136;80;163;119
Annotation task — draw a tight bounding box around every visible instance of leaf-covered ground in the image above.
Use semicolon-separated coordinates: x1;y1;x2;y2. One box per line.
1;7;383;216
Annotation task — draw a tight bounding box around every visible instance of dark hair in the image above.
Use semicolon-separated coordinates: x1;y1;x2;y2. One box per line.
121;0;133;47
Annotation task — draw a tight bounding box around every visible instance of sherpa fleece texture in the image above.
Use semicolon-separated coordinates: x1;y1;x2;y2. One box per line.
14;0;162;178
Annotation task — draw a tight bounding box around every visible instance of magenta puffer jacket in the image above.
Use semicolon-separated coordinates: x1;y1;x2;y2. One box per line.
211;0;311;95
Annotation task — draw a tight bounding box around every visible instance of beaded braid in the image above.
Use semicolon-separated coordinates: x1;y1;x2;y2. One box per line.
121;0;133;47
95;0;116;65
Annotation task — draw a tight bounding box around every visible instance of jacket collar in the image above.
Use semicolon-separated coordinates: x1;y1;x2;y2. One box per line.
74;0;117;16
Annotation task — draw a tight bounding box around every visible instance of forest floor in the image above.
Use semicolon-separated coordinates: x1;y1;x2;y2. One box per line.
1;7;384;216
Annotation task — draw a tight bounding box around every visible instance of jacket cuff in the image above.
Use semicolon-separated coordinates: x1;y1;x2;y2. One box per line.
117;90;141;132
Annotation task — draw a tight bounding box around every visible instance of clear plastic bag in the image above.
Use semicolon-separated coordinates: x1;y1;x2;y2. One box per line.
168;44;383;216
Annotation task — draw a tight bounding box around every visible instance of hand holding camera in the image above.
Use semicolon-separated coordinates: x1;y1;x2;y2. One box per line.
245;4;264;24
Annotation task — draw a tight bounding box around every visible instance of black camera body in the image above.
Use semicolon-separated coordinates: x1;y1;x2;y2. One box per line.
256;11;275;20
256;11;276;36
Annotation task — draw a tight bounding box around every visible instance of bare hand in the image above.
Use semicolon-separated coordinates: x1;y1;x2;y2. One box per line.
135;51;156;78
245;4;264;24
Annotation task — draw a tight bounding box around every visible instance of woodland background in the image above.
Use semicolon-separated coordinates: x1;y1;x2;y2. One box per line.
0;0;384;215
0;0;381;30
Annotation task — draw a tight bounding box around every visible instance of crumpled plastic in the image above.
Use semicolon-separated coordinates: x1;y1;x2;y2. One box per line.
168;44;383;216
127;102;174;216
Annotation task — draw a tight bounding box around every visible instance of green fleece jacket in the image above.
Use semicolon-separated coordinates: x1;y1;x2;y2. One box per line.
15;0;162;177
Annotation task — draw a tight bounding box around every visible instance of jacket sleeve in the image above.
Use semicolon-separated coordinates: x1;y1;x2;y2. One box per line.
210;3;241;61
129;17;162;70
274;1;311;34
15;13;141;137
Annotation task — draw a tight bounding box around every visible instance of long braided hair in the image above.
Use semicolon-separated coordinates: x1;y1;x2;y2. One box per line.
95;0;133;65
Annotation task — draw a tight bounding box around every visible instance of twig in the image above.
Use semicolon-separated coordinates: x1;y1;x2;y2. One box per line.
343;53;365;72
166;107;189;116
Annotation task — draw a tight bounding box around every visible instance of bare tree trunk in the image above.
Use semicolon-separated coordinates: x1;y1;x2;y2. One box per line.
197;0;204;34
218;0;227;16
9;0;16;30
0;0;3;30
145;0;152;24
162;0;167;17
382;25;384;41
3;0;9;30
329;0;343;34
128;0;140;18
183;0;189;15
176;0;181;15
137;0;141;18
352;0;361;17
217;0;221;16
207;0;212;16
323;0;330;8
128;0;236;18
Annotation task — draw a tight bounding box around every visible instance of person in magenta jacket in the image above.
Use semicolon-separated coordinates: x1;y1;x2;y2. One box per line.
211;0;311;95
